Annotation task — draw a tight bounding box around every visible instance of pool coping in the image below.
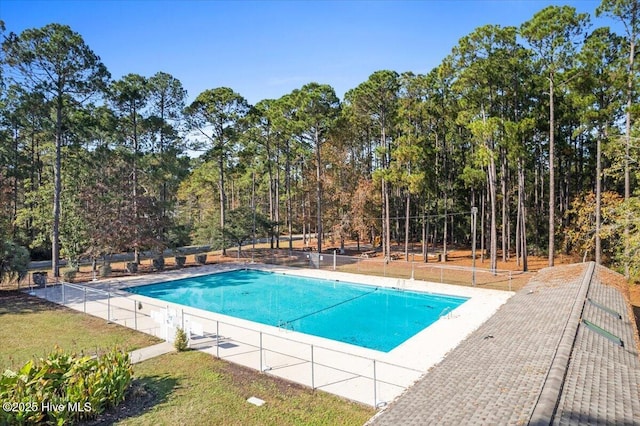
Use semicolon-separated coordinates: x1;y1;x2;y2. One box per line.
110;263;514;369
123;267;469;353
29;262;514;407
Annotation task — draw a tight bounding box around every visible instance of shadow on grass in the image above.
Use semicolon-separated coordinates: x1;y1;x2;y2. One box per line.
82;374;178;425
0;290;66;315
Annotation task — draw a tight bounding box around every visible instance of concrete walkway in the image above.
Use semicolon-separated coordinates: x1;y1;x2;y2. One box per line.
129;342;175;364
28;264;511;407
369;263;640;425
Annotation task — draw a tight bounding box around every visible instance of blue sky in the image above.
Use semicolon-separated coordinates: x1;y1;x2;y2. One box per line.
0;0;616;105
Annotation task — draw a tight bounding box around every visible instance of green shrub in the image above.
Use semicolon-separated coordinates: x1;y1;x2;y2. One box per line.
62;268;77;282
0;240;29;282
152;256;165;271
0;347;132;425
32;271;48;287
99;263;112;277
174;328;189;352
175;255;187;268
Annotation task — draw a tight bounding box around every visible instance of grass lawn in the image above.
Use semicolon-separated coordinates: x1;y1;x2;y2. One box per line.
0;291;161;369
1;291;375;425
117;351;374;426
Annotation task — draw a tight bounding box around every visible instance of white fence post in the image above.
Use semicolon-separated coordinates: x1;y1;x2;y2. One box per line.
411;256;415;280
259;332;263;371
216;320;220;358
373;359;377;408
311;345;315;390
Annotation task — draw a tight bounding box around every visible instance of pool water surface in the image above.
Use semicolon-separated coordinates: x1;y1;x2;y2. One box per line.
126;269;468;352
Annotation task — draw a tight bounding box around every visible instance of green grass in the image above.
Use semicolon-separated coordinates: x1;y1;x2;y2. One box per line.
0;291;161;370
122;351;373;426
0;291;375;425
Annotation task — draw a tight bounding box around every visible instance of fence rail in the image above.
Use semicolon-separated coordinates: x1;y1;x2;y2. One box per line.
4;246;529;293
253;249;522;291
40;281;423;407
16;247;527;405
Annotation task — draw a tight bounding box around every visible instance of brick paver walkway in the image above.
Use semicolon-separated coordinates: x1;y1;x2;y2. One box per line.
370;263;640;425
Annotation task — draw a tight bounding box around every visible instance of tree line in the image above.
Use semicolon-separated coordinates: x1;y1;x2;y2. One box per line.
0;1;638;279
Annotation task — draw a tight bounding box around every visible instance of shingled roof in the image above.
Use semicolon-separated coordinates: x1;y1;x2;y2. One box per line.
369;262;640;425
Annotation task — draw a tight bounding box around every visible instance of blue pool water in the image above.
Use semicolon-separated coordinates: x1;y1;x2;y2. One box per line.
126;269;468;352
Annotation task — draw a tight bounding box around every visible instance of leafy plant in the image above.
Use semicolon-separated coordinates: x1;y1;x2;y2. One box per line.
0;239;29;283
174;328;189;352
62;268;77;282
175;255;186;268
99;263;112;277
152;256;165;271
0;347;132;425
563;191;622;260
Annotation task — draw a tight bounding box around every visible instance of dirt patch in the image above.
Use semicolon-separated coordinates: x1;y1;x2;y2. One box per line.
597;266;631;297
215;355;309;399
629;283;640;311
628;283;640;352
81;379;159;425
529;264;588;288
0;290;67;315
594;266;640;353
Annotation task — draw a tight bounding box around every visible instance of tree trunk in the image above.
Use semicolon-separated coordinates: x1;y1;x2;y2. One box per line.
252;172;256;252
275;150;280;249
286;140;293;251
266;136;275;249
501;148;508;262
516;170;521;268
315;128;323;254
595;129;602;265
518;160;528;271
442;192;448;263
404;193;410;261
548;74;555;267
52;93;63;278
12;126;19;238
218;149;226;256
488;156;498;273
133;101;140;264
480;191;485;263
301;166;307;248
624;29;635;278
422;205;428;263
382;123;391;263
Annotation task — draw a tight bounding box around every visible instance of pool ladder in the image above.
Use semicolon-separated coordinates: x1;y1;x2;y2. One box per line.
439;307;452;319
278;320;294;331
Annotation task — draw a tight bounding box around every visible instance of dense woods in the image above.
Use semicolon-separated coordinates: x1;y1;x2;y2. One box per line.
0;1;638;279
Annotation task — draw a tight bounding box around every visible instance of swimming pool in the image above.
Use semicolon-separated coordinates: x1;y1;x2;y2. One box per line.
126;269;468;352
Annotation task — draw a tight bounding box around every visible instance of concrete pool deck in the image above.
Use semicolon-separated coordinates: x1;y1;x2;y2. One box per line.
369;262;640;425
28;263;512;407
